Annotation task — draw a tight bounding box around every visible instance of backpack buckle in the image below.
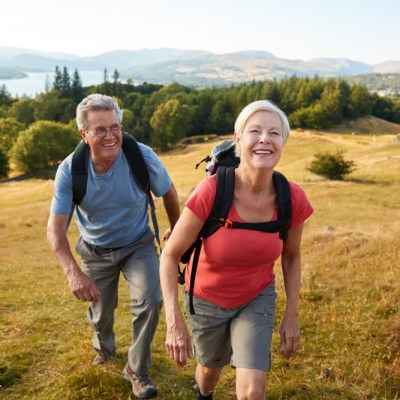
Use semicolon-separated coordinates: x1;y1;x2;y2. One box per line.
219;218;233;229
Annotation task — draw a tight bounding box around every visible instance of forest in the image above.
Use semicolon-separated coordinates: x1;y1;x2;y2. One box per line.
0;66;400;177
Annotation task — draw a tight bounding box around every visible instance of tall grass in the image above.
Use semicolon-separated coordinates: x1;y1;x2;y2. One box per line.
0;128;399;399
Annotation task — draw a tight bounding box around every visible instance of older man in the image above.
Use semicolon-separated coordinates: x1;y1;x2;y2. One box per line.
47;93;180;399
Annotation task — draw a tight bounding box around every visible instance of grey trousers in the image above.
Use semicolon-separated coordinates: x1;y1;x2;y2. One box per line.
75;228;162;375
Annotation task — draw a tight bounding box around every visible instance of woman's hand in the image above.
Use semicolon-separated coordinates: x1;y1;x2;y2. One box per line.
279;314;301;358
165;315;193;366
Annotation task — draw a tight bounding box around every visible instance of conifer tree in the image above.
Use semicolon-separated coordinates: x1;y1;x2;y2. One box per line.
53;66;63;92
71;69;84;104
61;67;71;97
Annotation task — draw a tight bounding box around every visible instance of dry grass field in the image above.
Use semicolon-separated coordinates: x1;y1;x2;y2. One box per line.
1;119;399;399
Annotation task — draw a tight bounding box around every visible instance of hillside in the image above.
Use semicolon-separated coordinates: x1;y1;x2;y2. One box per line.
328;115;400;135
1;124;399;399
1;47;400;89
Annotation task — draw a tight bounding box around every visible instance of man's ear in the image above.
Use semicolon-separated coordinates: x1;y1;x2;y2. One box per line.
80;130;88;144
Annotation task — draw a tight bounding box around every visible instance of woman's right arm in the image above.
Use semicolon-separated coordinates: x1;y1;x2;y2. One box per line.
160;206;204;366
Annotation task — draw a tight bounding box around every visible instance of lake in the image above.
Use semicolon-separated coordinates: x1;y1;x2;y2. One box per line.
0;71;106;97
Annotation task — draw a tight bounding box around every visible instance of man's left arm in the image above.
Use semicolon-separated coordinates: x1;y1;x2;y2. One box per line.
162;183;180;241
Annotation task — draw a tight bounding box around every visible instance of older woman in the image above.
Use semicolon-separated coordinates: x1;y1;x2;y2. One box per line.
160;100;313;400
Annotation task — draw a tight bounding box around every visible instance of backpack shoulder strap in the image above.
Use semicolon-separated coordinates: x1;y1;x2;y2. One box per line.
187;166;235;314
272;170;292;240
202;166;235;238
121;133;150;194
121;133;161;248
71;139;90;205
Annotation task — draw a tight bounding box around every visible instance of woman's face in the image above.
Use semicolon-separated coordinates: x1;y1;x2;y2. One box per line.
235;110;284;171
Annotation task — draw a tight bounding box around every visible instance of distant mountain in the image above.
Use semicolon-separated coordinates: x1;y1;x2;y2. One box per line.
0;47;211;72
120;53;375;87
0;46;399;88
372;61;400;73
306;58;372;75
87;48;212;68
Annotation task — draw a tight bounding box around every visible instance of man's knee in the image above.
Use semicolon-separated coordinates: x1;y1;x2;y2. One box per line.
131;296;162;315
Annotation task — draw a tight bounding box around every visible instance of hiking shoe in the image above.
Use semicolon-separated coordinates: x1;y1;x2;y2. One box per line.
123;362;158;399
92;350;110;365
190;379;199;392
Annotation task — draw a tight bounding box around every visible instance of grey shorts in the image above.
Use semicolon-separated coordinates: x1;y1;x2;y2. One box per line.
184;283;276;371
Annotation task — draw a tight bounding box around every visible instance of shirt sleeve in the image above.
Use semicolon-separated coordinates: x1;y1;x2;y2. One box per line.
139;143;172;197
185;175;217;222
50;156;74;216
289;182;314;228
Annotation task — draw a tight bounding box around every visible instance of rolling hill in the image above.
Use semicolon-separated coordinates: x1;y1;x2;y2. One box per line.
1;47;400;88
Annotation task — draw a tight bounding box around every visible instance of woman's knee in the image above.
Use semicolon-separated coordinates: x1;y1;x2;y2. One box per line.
236;369;266;400
237;385;265;400
199;365;221;380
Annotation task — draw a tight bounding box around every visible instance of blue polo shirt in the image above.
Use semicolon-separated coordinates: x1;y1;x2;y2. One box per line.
50;142;172;248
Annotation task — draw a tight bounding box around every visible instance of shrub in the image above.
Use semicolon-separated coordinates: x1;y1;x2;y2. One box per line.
307;148;356;180
9;120;80;173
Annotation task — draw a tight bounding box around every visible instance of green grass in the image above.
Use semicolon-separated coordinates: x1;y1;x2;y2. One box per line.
0;127;399;399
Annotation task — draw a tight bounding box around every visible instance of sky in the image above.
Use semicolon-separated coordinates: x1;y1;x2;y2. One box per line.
1;0;399;65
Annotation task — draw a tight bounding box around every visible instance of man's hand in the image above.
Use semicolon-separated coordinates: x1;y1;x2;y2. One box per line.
162;227;173;242
68;269;100;302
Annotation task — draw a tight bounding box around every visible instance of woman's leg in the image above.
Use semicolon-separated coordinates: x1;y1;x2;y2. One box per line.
236;368;266;400
195;364;223;397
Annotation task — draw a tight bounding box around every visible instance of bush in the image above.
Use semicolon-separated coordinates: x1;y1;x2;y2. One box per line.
9;120;80;173
307;148;356;180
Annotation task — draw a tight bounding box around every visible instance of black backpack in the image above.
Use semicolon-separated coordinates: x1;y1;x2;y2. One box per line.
71;133;160;247
180;139;292;314
195;139;240;176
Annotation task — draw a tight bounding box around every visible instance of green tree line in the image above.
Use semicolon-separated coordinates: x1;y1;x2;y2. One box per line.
0;66;400;177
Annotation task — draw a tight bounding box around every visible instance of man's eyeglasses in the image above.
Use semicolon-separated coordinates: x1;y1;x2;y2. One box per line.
86;124;122;138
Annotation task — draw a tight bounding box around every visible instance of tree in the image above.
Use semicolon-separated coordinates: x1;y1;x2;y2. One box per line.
208;97;234;134
61;67;71;97
150;99;190;150
0;117;24;154
0;84;13;107
7;99;35;126
121;108;135;133
103;68;110;94
9;121;80;172
307;149;356;180
347;84;373;118
0;149;8;178
33;91;75;123
52;66;63;92
45;74;51;93
71;69;84;104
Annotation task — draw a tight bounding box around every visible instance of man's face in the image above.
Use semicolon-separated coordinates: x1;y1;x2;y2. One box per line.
80;109;122;164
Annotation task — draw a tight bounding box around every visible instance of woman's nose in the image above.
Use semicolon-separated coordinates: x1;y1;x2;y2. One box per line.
259;131;271;143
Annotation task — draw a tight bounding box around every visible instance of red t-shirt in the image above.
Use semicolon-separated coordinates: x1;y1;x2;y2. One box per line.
185;174;314;309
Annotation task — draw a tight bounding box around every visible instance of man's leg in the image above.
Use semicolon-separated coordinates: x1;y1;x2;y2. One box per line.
76;237;119;360
121;229;162;376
